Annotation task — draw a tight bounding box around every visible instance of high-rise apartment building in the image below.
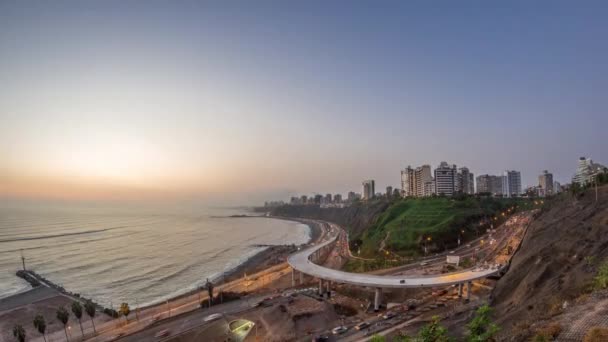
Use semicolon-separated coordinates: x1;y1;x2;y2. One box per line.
401;164;433;197
386;186;393;197
325;193;333;203
415;165;433;197
538;170;554;197
434;162;457;196
362;180;375;200
457;167;475;194
476;174;503;196
401;166;415;197
502;170;522;198
334;194;342;203
572;157;607;185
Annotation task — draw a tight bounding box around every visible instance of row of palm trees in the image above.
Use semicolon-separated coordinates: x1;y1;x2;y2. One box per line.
12;300;97;342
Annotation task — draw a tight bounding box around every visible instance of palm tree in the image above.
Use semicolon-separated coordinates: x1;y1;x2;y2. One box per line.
119;302;131;323
71;301;85;339
83;300;97;334
12;324;26;342
204;278;214;306
33;314;47;342
56;306;70;342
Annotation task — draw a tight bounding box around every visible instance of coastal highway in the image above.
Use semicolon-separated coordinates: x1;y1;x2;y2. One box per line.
288;223;503;288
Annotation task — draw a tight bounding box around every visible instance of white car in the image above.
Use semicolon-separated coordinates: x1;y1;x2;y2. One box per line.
203;313;222;322
332;326;348;334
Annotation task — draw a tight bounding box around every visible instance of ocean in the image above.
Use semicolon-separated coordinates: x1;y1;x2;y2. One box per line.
0;203;309;307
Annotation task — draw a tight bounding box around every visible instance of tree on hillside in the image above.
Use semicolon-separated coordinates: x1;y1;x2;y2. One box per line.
12;324;26;342
119;302;131;323
56;306;70;342
84;300;97;334
204;278;214;306
71;301;85;338
418;315;449;342
466;304;499;342
33;314;47;342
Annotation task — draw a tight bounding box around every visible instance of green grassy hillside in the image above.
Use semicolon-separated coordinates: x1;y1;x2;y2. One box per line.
352;195;531;258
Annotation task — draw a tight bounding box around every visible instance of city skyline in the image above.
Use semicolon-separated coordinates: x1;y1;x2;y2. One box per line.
1;2;607;206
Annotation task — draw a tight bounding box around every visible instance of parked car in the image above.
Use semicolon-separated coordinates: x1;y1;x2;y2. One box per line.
313;335;329;342
332;326;348;334
399;279;406;284
355;322;370;330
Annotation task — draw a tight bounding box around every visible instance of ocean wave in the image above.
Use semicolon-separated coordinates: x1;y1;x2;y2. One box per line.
0;226;126;243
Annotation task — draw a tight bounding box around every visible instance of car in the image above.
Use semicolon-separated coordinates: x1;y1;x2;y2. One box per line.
355;322;370;330
203;313;222;322
420;261;428;266
382;312;396;320
399;279;406;284
155;329;170;338
332;326;348;334
313;336;330;342
449;250;455;254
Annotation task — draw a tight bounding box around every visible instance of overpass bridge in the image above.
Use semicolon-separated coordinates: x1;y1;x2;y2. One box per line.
287;222;504;310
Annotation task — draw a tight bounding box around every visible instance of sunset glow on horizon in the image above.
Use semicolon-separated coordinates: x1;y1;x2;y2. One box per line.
1;2;607;205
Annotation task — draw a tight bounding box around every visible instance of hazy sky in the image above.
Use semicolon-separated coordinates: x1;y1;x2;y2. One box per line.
1;1;607;205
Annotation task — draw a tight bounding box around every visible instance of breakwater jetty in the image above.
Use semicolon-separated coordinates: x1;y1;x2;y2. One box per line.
15;269;119;317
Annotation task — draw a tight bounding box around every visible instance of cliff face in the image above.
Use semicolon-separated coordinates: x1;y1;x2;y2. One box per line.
270;201;390;239
491;185;608;338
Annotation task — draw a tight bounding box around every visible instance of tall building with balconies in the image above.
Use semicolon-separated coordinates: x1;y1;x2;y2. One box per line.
401;166;415;197
457;167;475;194
476;174;503;196
538;170;554;197
502;170;522;198
362;180;375;200
572;157;607;185
434;162;457;196
415;165;433;197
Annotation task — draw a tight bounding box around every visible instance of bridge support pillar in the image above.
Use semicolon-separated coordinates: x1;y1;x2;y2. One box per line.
291;268;296;287
466;281;472;301
299;271;303;285
457;283;463;297
318;279;323;295
326;280;330;293
374;288;382;311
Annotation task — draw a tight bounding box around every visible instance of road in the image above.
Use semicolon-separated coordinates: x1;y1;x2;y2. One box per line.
288;223;503;288
118;293;268;342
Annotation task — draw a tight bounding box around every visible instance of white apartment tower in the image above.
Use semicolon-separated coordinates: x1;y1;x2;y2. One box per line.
434;162;457;196
401;166;415;197
502;170;522;198
362;180;375;200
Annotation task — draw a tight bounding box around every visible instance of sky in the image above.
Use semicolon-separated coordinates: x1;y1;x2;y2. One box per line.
1;1;607;206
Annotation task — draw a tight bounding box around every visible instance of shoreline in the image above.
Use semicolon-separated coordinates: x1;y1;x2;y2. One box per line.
136;216;322;310
2;215;322;316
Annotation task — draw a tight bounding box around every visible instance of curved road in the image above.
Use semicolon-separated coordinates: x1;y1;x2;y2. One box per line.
288;223;502;289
